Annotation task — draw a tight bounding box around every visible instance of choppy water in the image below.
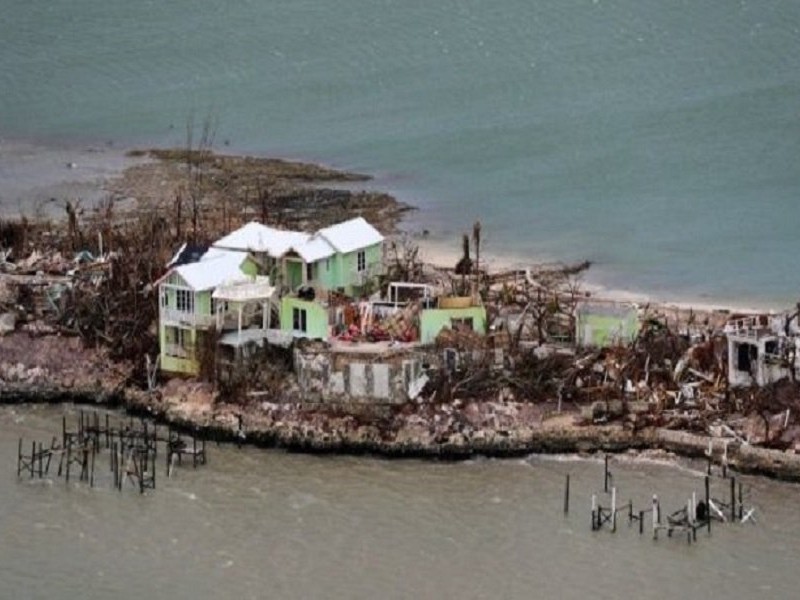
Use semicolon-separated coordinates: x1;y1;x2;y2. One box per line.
1;1;799;305
2;405;800;599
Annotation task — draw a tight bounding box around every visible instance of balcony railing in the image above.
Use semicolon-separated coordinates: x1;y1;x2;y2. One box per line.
160;307;216;328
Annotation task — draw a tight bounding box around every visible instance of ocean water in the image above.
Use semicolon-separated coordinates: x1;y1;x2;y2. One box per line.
1;0;799;306
3;405;800;600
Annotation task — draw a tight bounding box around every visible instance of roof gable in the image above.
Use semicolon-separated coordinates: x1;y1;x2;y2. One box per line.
317;217;384;254
170;249;252;291
213;221;310;257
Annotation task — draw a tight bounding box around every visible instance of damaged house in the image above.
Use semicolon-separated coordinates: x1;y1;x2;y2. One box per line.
156;248;274;375
156;217;385;374
724;313;800;387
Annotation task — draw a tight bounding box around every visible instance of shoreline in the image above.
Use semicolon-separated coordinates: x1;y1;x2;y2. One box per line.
2;386;799;482
0;134;791;312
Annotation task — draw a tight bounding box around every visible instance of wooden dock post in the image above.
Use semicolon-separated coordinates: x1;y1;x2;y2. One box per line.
611;487;617;532
738;480;744;521
17;438;22;477
563;474;570;515
730;477;736;522
65;441;71;482
591;494;597;531
89;443;96;487
705;476;711;534
37;442;43;478
604;455;609;493
652;495;659;539
639;510;644;535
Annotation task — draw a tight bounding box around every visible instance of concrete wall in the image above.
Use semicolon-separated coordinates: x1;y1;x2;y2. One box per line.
293;343;426;404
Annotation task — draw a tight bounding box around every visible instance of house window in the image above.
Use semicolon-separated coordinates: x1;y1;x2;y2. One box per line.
292;307;307;333
357;250;366;272
306;263;314;281
451;317;474;331
211;298;228;315
176;289;194;313
165;327;192;357
326;258;331;271
160;288;168;308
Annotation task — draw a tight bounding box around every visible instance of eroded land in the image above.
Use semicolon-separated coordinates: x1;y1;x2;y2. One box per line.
2;149;800;480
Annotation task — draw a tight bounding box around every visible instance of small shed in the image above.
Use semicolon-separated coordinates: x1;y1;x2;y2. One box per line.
575;303;640;348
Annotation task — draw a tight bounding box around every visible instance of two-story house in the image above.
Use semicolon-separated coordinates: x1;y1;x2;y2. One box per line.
157;248;270;375
157;217;385;373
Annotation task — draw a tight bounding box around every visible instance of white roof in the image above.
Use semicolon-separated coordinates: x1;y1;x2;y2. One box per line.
317;217;384;254
291;235;335;263
213;222;310;257
173;249;252;291
212;217;382;263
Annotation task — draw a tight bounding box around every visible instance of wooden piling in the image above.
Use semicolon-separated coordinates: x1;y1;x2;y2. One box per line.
738;480;744;521
563;474;570;515
17;438;22;477
89;443;96;487
604;455;609;493
652;495;659;539
730;477;736;522
639;510;644;535
591;494;597;531
705;476;711;534
611;487;617;532
65;441;71;483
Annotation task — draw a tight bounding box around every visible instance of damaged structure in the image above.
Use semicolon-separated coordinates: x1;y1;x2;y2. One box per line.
724;313;800;387
157;217;386;375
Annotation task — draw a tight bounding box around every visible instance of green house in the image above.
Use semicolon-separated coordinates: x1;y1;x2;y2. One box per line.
157;249;264;375
420;304;487;345
575;303;640;348
280;296;331;339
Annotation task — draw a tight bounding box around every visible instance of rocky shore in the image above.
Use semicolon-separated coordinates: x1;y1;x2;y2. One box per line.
3;362;800;482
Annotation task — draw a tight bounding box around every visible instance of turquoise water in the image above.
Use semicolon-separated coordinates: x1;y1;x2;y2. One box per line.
2;1;799;305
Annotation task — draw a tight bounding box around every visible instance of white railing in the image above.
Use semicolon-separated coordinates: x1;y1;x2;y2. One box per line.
160;307;216;328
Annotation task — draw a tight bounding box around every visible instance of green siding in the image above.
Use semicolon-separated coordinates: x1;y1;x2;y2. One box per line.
338;243;382;293
576;310;640;347
315;256;339;290
195;290;211;315
159;324;200;375
420;306;487;344
286;261;303;289
280;297;329;339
